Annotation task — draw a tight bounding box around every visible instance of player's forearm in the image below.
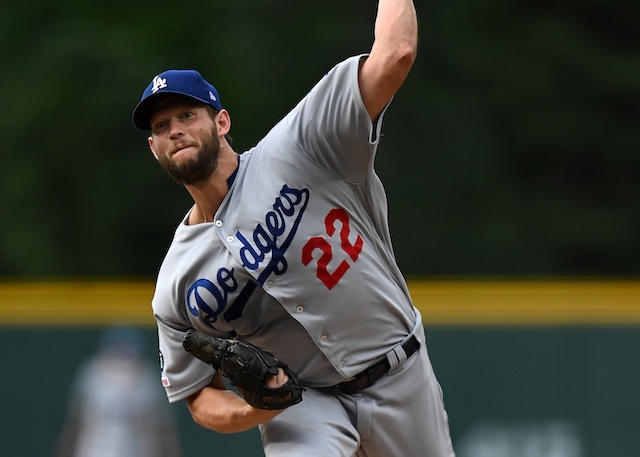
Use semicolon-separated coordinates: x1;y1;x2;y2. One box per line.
360;0;418;120
186;386;282;433
372;0;418;65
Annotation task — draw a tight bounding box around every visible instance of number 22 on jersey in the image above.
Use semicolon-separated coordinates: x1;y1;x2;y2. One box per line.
302;208;364;290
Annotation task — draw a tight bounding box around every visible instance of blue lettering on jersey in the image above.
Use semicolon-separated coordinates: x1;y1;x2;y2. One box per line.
186;184;310;327
236;184;310;285
186;267;238;324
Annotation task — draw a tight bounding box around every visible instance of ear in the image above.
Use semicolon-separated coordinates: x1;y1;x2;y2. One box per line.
147;136;160;160
215;109;232;137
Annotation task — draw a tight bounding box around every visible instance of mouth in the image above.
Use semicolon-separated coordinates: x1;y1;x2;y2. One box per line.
171;144;194;156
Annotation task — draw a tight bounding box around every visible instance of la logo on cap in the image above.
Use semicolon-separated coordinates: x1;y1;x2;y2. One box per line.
152;76;168;93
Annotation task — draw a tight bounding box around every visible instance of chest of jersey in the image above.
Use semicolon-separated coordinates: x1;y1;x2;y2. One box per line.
182;149;381;333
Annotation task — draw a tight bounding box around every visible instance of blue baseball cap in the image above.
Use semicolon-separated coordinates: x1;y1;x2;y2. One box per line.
132;69;223;130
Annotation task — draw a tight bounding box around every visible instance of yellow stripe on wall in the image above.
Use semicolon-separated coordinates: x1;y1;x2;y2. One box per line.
410;279;640;326
1;279;639;326
0;280;156;326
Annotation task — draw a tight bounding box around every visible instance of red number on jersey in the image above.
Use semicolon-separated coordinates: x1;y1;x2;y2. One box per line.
302;208;364;290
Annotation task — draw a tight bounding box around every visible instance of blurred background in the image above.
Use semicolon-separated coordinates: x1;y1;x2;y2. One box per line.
0;0;638;456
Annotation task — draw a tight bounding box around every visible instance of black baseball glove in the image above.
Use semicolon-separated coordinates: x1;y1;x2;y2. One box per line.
182;329;304;410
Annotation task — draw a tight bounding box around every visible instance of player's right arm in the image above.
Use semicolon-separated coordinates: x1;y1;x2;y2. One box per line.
185;370;286;433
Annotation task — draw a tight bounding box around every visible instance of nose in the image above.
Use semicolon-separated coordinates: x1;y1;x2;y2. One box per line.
168;118;184;139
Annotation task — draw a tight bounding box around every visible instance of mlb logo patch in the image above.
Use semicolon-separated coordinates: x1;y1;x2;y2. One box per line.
161;376;171;387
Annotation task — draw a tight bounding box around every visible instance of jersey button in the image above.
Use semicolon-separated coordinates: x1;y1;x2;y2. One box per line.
320;334;328;342
214;220;223;227
226;236;235;242
296;305;304;313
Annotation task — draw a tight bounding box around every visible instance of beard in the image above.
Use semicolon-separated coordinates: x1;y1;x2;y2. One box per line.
157;127;221;186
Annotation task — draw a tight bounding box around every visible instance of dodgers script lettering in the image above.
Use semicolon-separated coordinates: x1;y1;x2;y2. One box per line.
186;184;310;326
237;184;310;284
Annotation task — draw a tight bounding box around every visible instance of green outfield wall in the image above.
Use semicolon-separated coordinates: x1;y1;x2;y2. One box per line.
1;280;639;457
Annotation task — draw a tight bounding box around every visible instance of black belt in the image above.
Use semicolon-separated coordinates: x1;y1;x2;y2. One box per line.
334;335;420;394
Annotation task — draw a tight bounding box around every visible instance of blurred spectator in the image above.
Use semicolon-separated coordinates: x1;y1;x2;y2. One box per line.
53;326;183;457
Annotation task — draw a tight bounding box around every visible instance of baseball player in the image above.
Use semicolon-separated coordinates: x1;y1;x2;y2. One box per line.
132;1;455;456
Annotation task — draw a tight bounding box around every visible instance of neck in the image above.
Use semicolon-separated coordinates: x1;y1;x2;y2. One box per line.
185;145;238;225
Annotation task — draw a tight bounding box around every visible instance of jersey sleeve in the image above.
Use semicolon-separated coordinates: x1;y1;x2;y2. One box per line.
153;269;219;403
285;54;390;185
156;314;216;403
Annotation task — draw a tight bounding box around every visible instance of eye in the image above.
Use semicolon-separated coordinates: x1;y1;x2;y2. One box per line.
153;120;168;132
181;111;194;119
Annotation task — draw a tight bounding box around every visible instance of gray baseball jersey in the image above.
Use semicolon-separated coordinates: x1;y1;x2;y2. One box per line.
153;54;419;403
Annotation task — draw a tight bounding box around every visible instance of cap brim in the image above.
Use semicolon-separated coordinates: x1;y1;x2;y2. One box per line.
132;92;171;131
131;90;211;131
